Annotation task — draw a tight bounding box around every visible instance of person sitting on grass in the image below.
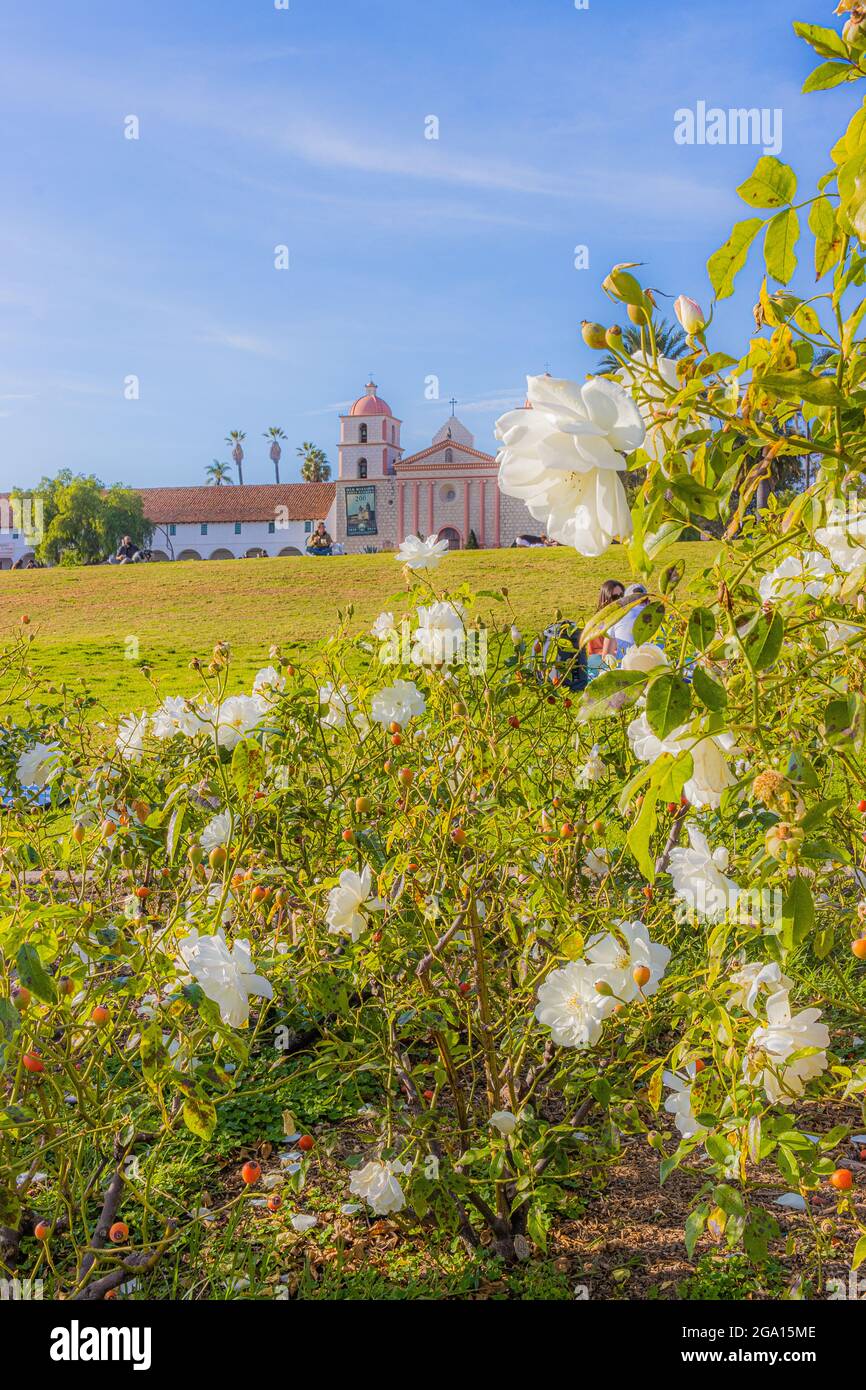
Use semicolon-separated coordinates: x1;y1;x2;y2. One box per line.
306;522;333;556
586;578;625;680
607;582;650;662
112;535;140;564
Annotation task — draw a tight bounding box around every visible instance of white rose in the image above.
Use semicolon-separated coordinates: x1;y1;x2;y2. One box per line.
495;375;644;557
621;643;668;674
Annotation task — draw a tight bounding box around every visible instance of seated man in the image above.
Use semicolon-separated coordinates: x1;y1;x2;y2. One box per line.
113;535;140;564
306;522;333;556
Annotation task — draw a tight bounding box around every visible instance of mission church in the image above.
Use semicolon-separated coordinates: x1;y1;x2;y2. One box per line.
1;380;536;567
332;379;535;555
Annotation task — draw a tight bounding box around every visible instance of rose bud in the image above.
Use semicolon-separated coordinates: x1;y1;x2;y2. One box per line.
581;321;609;350
674;295;706;335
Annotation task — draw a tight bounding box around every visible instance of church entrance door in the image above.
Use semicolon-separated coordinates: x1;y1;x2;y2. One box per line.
438;526;461;551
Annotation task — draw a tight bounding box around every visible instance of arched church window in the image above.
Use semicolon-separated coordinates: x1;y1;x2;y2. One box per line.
359;424;368;443
358;458;368;479
445;449;453;463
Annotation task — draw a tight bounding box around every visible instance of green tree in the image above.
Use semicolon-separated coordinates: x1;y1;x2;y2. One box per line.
206;460;233;486
21;474;152;566
225;431;246;485
264;428;287;484
296;442;331;482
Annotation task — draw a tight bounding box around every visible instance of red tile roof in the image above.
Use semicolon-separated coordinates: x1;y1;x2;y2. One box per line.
137;483;335;525
397;441;497;470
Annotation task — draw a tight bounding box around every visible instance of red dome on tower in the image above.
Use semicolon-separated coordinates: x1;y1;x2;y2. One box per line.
350;380;392;417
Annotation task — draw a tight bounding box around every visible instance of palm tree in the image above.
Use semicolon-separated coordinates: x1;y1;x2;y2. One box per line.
597;316;688;374
296;441;331;483
225;431;246;485
264;427;287;484
206;460;233;486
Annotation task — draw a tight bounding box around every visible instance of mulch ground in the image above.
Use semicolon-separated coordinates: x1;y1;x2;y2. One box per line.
216;1098;865;1301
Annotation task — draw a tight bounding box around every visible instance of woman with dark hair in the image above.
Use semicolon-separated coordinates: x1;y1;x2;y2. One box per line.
608;582;649;660
586;578;625;680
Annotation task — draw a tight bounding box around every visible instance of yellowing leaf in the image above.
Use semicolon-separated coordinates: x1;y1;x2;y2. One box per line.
737;156;797;209
708;219;765;300
764;208;799;284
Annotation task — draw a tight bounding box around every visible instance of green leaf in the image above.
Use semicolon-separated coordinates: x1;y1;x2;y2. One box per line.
578;668;647;721
668;475;720;517
840;152;866;247
687;608;716;653
354;827;388;871
764;208;799;284
657;752;692;805
647;1064;664;1112
801;837;850;864
140;1022;169;1090
16;944;56;1005
792;21;850;59
589;1077;611;1107
819;1124;851;1151
631;600;666;645
853;1234;866;1271
737;156;797;209
712;1183;746;1218
744;1209;779;1264
756;369;845;408
786;750;819;789
645;521;688;558
708;218;765;300
692;664;728;713
743;610;784;671
183;1094;218;1141
833;102;866;166
824;693;866;749
800;796;845;831
684;1207;707;1260
0;1186;21;1229
645;672;691;740
166;803;186;866
0;998;20;1074
627;785;659;882
525;1203;551;1253
803;61;859;93
781;875;815;950
705;1134;736;1166
809;195;843;281
232;739;266;798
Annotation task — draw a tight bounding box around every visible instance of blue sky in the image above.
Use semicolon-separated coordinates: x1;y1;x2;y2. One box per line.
0;0;856;489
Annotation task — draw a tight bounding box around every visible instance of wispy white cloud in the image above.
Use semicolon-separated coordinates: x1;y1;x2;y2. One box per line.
420;389;525;415
0;48;729;218
302;400;354;416
195;327;286;360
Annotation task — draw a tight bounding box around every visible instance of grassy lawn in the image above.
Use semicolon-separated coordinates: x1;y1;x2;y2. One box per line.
1;543;720;717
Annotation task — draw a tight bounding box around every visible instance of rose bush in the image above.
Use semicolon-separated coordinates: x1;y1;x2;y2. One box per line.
1;5;866;1297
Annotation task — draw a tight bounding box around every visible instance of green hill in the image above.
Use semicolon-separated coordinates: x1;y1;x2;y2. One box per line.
1;543;719;717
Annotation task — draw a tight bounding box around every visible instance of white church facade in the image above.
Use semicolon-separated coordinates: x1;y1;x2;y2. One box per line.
134;482;336;562
332;380;534;554
1;380;536;566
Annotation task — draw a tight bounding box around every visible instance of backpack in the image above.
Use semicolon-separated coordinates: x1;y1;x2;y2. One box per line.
538;622;588;692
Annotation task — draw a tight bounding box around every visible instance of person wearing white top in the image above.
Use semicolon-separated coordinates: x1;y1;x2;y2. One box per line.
608;584;648;660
